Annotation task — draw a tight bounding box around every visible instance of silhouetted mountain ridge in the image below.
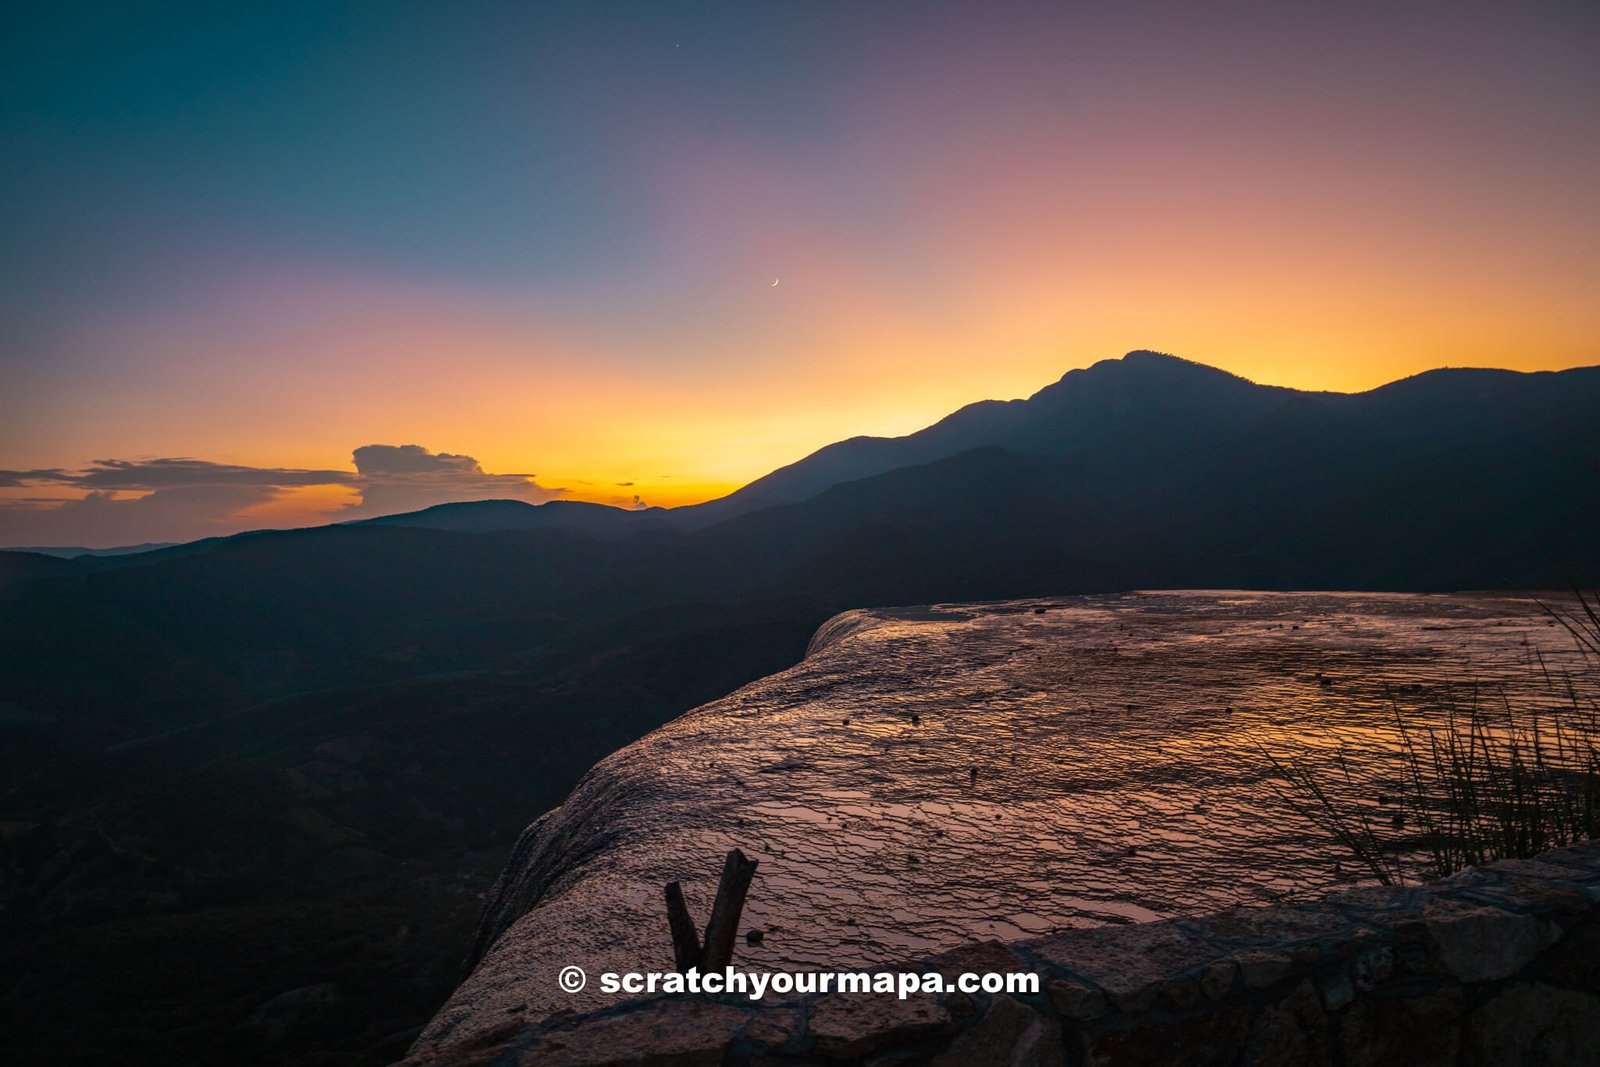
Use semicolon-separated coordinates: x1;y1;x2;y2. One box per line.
354;498;672;536
683;351;1302;523
685;352;1599;528
5;542;175;559
177;352;1597;539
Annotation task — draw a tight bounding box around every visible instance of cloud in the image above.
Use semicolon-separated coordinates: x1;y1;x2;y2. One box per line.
0;444;562;548
344;443;560;518
0;469;69;487
1;459;349;490
0;484;286;547
352;444;484;476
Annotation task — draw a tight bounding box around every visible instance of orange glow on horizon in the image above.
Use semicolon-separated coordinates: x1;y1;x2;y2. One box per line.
235;483;363;527
5;0;1598;550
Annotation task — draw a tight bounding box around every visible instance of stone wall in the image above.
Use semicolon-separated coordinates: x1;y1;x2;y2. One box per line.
399;841;1600;1066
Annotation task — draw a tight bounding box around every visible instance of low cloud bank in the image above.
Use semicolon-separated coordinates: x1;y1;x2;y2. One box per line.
0;445;563;548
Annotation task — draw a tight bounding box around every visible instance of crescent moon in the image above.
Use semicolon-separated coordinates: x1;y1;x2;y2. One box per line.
770;278;779;286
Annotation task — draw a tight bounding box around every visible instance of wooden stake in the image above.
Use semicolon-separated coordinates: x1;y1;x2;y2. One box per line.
700;848;759;971
664;880;703;973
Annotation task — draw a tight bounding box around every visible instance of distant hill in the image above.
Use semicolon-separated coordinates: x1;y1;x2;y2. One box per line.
0;549;81;589
3;541;174;558
354;498;674;536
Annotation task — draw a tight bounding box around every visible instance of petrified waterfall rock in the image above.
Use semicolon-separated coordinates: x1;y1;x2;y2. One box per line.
403;592;1599;1065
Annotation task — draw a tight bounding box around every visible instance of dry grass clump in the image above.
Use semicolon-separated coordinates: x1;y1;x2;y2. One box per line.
1264;588;1600;884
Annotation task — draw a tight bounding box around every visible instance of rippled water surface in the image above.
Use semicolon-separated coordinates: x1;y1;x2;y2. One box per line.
425;591;1592;1031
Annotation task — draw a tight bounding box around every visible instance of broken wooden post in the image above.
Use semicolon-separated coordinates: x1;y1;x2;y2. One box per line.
663;848;760;973
664;880;703;972
701;847;759;970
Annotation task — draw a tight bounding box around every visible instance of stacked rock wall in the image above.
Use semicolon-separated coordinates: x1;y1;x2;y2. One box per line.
401;841;1600;1066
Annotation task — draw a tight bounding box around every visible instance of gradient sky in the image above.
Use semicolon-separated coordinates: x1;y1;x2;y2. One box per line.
3;1;1598;546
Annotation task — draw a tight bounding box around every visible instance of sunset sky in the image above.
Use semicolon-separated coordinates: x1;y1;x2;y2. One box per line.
3;1;1598;547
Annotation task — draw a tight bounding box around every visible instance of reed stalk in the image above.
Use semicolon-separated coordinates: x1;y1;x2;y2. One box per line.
1263;587;1600;882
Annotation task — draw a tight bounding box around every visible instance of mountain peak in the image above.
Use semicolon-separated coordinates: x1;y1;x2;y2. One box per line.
1036;350;1266;405
1112;349;1257;384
